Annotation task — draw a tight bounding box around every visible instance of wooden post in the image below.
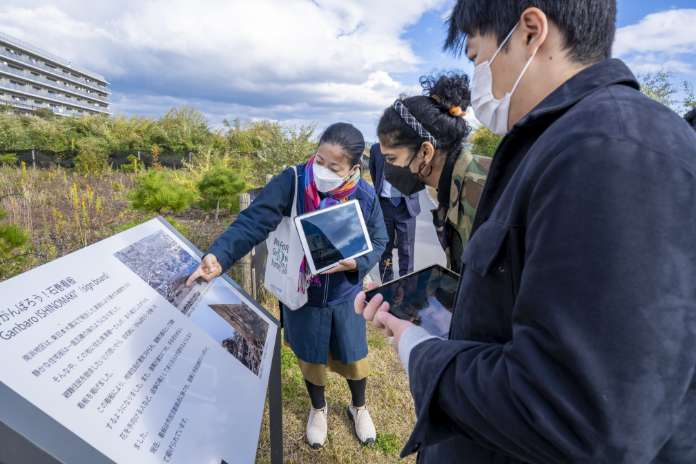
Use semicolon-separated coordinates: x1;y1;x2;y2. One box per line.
31;149;36;168
238;193;253;295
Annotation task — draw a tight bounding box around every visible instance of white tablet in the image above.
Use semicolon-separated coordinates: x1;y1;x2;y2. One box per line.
294;199;373;275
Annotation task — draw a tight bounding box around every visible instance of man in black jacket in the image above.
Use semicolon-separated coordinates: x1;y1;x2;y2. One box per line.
356;1;696;462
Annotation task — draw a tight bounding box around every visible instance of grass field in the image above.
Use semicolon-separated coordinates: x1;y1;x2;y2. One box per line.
0;166;417;463
253;317;417;464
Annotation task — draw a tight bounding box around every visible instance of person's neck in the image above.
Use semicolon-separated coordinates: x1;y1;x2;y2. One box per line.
508;60;591;129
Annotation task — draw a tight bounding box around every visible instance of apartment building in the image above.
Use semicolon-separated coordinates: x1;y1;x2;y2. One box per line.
0;31;109;117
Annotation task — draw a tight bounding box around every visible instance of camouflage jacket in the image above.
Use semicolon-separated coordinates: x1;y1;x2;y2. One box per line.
433;151;490;271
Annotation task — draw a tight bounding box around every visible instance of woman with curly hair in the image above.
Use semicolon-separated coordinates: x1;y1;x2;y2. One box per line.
376;72;488;271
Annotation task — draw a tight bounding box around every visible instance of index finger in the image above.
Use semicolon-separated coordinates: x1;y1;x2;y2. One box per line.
186;267;203;287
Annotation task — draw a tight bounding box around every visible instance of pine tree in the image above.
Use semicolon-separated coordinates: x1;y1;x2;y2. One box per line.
197;165;247;221
129;170;197;215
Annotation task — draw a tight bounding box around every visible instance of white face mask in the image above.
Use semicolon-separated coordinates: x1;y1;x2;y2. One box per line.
471;23;538;135
313;163;346;193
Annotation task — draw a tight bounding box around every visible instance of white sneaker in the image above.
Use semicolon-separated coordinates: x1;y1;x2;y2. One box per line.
347;405;376;446
306;406;328;449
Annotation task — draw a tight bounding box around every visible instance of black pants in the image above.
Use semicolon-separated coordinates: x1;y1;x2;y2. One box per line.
379;198;416;283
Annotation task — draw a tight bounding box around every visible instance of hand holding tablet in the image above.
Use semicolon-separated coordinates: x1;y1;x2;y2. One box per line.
364;265;459;338
294;200;373;275
320;258;357;274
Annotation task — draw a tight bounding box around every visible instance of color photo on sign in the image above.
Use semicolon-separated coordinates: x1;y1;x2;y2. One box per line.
114;231;208;315
207;303;269;376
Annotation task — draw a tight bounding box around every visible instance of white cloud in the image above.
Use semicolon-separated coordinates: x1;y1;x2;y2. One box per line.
614;8;696;76
0;0;449;135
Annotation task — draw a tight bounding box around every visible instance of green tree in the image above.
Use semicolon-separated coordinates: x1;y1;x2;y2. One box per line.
75;136;110;174
0;204;29;279
227;121;316;186
0;112;30;151
683;81;696;112
158;107;211;154
197;165;247;221
639;72;696;117
26;115;69;153
129;170;198;214
470;127;502;157
639;71;677;109
104;116;150;153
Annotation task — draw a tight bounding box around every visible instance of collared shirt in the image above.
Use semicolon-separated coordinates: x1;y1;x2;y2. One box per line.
381;177;403;199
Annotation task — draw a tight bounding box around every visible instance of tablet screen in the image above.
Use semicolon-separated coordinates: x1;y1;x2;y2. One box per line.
295;200;372;273
365;265;459;338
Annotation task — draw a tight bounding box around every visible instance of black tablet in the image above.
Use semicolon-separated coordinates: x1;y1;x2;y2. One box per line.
294;200;373;274
365;264;459;338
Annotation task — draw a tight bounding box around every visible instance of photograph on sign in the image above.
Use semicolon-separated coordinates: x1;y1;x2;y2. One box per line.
0;218;278;464
206;304;269;376
114;231;209;315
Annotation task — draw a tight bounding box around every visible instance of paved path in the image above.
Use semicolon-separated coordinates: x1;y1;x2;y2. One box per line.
369;190;446;285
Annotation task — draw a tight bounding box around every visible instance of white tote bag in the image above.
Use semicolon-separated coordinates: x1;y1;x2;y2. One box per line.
264;166;308;310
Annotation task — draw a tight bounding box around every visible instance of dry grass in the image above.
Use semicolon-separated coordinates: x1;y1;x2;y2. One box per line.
0;166;418;463
254;313;417;464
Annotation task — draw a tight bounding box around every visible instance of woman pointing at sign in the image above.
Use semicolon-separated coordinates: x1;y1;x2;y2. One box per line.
187;123;387;449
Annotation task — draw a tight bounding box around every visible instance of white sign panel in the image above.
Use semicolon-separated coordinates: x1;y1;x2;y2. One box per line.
0;218;277;464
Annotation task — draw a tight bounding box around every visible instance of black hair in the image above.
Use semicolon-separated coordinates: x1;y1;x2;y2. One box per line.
377;72;471;158
319;122;365;166
445;0;616;65
685;108;696;131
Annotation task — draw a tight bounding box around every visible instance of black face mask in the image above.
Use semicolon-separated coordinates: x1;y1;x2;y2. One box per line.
384;156;426;195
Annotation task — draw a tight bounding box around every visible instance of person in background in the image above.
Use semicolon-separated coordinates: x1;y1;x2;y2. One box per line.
376;73;489;272
187;123;387;449
369;143;420;282
686;107;696;131
357;0;696;462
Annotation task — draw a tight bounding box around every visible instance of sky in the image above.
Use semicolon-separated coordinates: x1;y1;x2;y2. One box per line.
0;0;694;139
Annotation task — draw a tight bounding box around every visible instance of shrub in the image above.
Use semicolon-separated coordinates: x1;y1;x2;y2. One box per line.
0;206;29;278
75;136;109;174
121;154;143;173
470;127;502;158
197;165;246;219
0;153;17;166
129;170;197;215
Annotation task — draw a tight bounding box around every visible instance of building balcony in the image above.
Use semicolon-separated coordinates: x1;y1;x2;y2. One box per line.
0;95;86;117
0;48;110;96
0;81;110;115
0;65;109;105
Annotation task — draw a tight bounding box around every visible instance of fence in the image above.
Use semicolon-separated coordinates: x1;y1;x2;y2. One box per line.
0;149;194;169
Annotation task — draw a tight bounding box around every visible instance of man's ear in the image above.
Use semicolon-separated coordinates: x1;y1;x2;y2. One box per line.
519;7;548;51
420;141;436;164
